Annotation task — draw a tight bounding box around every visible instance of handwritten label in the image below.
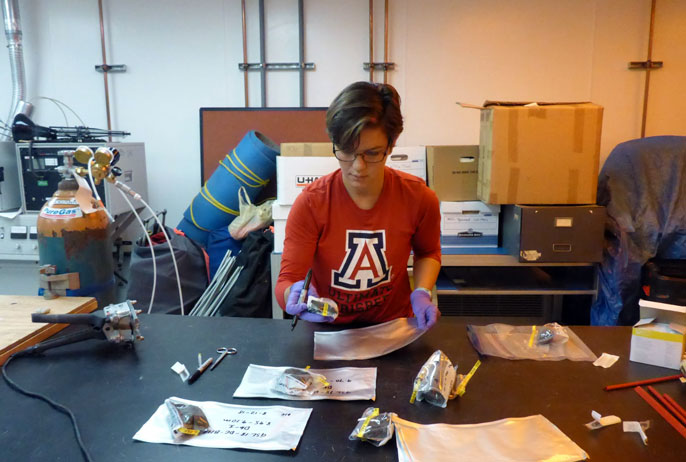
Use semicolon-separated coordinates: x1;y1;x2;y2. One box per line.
133;398;312;451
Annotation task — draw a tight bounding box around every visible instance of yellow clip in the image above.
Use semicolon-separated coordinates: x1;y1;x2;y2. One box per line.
322;303;329;317
455;360;481;397
356;408;379;438
409;375;423;404
528;325;537;348
305;365;330;387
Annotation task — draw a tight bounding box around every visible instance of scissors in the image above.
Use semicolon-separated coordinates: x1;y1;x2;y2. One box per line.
210;347;237;371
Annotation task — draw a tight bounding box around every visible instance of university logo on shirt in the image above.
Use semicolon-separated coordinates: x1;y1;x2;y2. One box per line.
332;230;391;291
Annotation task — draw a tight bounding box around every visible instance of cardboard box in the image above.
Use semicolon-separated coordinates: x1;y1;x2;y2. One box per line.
276;156;339;205
426;145;479;201
272;203;291;253
280;142;334;157
386;146;426;182
464;101;603;204
440;201;500;247
630;299;686;370
501;204;605;262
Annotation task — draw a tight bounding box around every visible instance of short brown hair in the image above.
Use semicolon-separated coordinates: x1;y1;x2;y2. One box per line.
326;81;403;153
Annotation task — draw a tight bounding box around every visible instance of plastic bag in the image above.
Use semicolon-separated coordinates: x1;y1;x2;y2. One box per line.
410;350;457;408
271;367;330;396
466;322;597;361
165;397;210;440
306;296;339;321
228;187;275;240
348;407;395;447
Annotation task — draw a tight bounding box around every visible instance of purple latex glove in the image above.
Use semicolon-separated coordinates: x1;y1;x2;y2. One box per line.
410;289;440;330
286;280;330;323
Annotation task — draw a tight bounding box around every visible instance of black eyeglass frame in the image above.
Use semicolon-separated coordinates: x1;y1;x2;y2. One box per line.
332;141;392;163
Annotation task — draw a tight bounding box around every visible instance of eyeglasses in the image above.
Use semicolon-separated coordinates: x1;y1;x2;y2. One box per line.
332;144;389;163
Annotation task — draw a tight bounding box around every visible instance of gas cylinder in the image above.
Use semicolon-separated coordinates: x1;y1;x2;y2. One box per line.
37;177;115;307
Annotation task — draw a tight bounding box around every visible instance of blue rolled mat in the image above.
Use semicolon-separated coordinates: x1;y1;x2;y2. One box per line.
177;216;210;247
206;227;243;280
178;130;278;242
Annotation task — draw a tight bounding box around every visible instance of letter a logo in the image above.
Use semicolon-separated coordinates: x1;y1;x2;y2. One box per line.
332;230;391;291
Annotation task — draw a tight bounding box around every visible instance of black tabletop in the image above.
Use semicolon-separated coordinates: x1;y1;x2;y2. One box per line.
1;314;685;461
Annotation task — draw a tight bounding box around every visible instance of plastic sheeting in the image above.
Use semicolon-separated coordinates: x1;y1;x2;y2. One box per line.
466;324;597;362
313;318;425;360
393;414;588;462
591;136;686;325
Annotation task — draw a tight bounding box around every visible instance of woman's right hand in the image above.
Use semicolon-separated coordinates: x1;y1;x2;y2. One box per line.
285;280;330;322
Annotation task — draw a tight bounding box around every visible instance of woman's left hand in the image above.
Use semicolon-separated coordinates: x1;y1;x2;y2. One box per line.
410;289;440;329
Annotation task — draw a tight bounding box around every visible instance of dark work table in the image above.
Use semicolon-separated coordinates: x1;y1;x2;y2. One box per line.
1;314;685;461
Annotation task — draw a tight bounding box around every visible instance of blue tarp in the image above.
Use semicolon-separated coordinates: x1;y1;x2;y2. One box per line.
591;136;686;325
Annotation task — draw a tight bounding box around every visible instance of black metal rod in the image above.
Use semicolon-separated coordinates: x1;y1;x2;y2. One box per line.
32;312;104;327
18;329;105;356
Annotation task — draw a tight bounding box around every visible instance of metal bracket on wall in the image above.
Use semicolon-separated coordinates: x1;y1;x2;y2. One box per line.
95;64;127;73
363;62;395;71
239;62;314;71
628;61;663;70
239;0;315;108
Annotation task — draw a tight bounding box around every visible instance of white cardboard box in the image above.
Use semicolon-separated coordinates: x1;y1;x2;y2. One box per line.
387;146;426;182
630;299;686;370
272;203;292;253
440;201;500;247
276;156;340;205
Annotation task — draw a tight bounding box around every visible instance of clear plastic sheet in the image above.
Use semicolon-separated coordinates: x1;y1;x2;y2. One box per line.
314;318;425;360
348;407;396;447
466;322;597;361
393;414;588;462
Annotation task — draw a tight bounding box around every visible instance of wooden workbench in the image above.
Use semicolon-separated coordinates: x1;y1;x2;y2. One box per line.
0;295;98;364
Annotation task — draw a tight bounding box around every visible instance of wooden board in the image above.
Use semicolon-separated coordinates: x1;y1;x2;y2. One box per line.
199;108;330;183
0;295;98;365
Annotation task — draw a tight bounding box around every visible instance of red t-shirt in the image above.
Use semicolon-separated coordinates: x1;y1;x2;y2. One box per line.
275;166;441;324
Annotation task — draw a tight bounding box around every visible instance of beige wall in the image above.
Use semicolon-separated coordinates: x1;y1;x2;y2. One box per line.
0;0;683;222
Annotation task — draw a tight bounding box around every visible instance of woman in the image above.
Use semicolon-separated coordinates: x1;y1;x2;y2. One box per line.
275;81;441;329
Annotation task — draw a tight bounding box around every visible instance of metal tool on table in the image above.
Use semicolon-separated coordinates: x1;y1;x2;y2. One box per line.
210;347;237;371
16;300;143;357
291;269;312;331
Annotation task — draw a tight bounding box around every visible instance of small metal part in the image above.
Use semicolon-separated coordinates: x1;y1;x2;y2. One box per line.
94;64;127;73
238;62;315;71
628;60;663;70
537;327;555;345
210;347;237;371
363;62;396;71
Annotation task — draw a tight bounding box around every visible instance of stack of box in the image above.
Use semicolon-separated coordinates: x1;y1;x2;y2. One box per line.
387;146;427;182
274;143;338;253
456;101;606;262
426;145;500;247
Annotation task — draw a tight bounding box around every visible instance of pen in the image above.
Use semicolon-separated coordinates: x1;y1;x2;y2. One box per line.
187;357;213;384
291;269;312;331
